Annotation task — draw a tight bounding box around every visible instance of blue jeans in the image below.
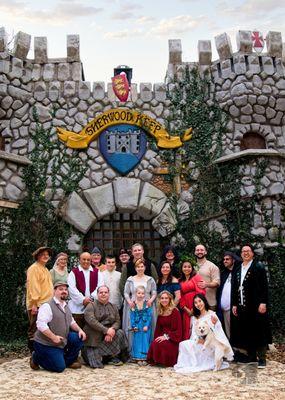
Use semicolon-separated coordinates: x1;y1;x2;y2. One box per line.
33;332;83;372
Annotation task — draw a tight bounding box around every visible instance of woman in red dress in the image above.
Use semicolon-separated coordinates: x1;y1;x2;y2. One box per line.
147;290;182;367
179;260;206;340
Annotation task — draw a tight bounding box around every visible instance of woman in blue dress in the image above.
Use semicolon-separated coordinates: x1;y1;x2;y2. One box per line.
157;261;181;305
130;285;152;364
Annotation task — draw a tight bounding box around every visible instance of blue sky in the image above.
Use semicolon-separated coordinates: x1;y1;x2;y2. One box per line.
1;0;285;84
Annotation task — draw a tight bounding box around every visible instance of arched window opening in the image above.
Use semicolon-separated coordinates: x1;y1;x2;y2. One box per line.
240;132;266;151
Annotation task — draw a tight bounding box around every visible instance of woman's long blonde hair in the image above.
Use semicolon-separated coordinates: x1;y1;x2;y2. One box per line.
157;290;176;315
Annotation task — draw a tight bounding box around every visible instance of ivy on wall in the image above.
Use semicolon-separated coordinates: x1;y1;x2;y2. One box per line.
0;108;87;340
162;67;285;335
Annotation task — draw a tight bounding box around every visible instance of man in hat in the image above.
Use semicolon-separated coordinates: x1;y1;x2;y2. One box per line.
216;251;240;339
67;252;104;328
30;281;86;372
91;246;106;272
26;247;54;352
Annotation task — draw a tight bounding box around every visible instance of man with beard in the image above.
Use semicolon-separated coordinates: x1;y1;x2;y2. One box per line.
195;244;220;310
30;281;86;372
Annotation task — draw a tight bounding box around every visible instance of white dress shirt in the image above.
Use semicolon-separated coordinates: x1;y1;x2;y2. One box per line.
102;269;122;309
240;261;252;305
67;265;104;314
36;297;75;332
220;273;232;311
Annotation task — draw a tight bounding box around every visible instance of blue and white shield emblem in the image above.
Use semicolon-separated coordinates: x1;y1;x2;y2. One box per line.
99;124;147;175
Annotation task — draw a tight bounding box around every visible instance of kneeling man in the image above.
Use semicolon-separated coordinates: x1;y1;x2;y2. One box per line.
82;285;129;368
30;281;86;372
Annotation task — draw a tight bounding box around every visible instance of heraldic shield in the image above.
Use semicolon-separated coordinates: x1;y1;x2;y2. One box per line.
99;124;147;175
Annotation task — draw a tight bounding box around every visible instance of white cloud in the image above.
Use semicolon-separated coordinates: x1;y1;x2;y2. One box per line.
110;2;142;20
104;28;143;38
218;0;285;19
136;16;155;25
149;15;202;36
0;1;103;25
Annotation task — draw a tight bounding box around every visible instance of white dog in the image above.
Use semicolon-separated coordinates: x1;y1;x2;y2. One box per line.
195;320;229;371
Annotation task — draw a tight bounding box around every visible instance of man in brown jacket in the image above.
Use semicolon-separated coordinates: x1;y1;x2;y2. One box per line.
82;285;129;368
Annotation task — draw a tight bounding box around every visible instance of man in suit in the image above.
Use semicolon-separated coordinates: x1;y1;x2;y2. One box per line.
231;244;271;368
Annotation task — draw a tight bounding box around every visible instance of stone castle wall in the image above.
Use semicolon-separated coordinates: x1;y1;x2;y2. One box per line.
0;28;285;249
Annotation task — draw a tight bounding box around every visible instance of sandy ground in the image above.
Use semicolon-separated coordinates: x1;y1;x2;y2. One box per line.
0;358;284;400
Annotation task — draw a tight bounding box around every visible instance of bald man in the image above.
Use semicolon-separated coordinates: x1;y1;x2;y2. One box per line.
67;252;104;328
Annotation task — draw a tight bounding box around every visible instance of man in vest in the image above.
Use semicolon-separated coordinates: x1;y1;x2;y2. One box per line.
67;252;104;328
30;281;86;372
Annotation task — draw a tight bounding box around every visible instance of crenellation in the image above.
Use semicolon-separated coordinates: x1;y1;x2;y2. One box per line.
266;31;282;57
92;82;105;100
139;83;153;102
168;39;182;64
236;31;253;53
215;32;233;61
198;40;212;65
12;31;31;60
67;34;80;62
78;81;91;100
154;83;166;102
0;27;7;52
34;37;48;64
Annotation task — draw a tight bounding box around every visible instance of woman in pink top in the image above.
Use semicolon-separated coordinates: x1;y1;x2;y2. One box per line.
179;260;206;340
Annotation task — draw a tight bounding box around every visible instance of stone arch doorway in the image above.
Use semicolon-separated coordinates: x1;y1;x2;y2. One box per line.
83;212;167;260
62;178;180;239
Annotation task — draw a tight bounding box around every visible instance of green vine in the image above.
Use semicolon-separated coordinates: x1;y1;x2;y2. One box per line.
164;67;284;335
0;108;87;340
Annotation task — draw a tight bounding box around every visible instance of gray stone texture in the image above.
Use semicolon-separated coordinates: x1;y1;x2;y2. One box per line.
62;191;96;233
137;183;167;219
34;37;48;63
13;31;31;59
113;178;140;212
84;183;115;218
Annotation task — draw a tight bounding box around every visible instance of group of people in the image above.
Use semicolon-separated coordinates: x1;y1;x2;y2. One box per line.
26;242;271;373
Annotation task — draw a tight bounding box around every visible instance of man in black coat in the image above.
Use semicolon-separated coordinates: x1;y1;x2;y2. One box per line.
231;244;272;368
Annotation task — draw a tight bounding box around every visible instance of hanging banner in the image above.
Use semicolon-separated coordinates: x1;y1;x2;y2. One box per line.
112;74;129;102
252;31;264;53
57;108;192;150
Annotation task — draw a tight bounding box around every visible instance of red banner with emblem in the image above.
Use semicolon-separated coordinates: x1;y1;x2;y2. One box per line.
112;73;130;102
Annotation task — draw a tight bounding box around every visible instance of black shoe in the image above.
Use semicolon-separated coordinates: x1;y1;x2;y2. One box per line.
108;357;123;366
258;359;266;369
235;352;250;364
